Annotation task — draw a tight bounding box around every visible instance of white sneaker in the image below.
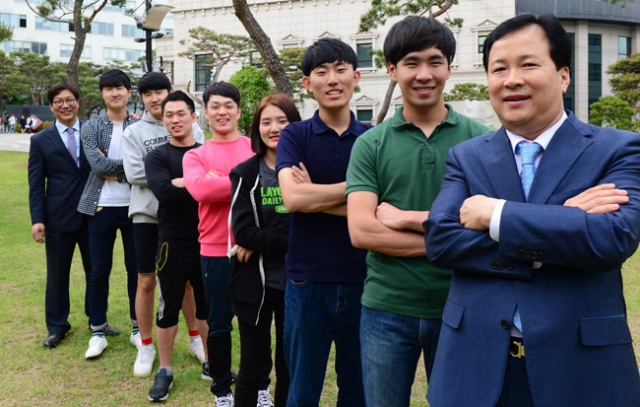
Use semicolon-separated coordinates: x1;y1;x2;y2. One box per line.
257;389;274;407
130;331;142;350
216;393;234;407
189;336;206;364
85;335;108;359
133;344;156;377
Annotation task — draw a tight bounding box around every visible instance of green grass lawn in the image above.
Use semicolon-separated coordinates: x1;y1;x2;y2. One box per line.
0;149;638;406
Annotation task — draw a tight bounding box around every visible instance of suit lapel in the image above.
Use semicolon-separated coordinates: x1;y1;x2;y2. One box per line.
480;128;525;202
528;117;592;204
49;122;80;169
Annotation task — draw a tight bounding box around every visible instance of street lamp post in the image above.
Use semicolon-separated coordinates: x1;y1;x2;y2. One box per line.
132;1;174;72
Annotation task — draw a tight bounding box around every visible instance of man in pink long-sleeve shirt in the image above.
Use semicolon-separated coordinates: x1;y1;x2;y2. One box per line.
183;82;254;406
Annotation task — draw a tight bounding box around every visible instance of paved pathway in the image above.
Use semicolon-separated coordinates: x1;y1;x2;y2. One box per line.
0;132;31;153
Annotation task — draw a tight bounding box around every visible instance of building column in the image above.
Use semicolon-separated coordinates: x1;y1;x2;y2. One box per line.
573;20;589;122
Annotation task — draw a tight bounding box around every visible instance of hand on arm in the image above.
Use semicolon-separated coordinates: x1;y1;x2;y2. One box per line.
376;202;429;233
81;124;125;177
564;183;628;214
171;177;185;188
183;153;231;204
348;191;426;257
459;195;500;231
31;223;45;243
236;246;254;263
278;165;347;214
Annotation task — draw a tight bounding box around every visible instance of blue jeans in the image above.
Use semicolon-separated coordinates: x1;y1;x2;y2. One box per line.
284;280;365;407
201;256;235;396
360;305;442;407
87;207;137;329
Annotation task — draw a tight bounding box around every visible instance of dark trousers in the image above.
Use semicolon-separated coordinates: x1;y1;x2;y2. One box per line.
87;207;137;329
201;256;235;397
496;340;534;407
44;218;91;335
235;287;289;407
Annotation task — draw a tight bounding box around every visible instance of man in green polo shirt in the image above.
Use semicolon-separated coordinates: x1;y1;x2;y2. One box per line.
346;16;491;406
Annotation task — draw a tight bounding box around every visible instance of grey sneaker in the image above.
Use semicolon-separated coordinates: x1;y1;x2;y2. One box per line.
216;393;234;407
257;389;274;407
148;368;173;402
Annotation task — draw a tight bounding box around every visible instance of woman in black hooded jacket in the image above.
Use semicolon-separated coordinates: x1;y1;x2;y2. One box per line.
229;94;301;407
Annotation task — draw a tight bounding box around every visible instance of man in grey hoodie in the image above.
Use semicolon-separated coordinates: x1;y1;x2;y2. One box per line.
122;72;207;378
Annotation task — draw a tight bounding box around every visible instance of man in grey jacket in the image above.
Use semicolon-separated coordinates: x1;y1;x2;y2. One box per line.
122;72;206;377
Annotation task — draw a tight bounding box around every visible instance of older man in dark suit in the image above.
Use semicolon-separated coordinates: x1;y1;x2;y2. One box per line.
28;82;92;348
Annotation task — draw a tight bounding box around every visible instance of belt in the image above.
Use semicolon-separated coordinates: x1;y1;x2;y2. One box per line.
509;337;525;359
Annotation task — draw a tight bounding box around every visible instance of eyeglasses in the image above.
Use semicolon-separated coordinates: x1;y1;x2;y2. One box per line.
52;98;77;107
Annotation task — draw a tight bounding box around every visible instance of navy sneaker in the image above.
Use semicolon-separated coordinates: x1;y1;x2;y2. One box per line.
148;368;173;402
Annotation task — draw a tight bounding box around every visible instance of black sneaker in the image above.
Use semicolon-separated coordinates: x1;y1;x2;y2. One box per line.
201;362;213;381
148;369;173;402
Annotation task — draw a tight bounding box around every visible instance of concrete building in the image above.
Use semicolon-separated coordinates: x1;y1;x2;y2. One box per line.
158;0;640;125
1;0;173;66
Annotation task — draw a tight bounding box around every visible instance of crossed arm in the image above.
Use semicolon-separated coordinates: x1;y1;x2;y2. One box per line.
81;123;126;182
278;162;347;216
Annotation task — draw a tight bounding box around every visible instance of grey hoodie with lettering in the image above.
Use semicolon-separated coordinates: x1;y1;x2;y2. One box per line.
123;110;204;223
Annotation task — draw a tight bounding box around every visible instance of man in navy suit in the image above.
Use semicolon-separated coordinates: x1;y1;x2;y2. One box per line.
424;14;640;406
29;82;91;348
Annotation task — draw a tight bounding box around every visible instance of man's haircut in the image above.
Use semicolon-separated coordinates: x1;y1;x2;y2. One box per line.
301;38;358;76
250;94;302;155
202;81;241;107
384;16;456;66
482;14;572;72
99;68;132;91
161;90;196;115
138;72;172;95
48;82;80;104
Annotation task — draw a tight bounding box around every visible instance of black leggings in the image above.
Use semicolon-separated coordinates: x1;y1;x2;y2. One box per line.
235;287;289;407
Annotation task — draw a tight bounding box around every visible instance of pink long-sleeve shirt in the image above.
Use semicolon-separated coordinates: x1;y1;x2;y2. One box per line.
183;136;254;256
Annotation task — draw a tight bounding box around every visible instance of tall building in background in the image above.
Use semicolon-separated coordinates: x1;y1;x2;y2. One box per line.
1;0;173;66
157;0;640;124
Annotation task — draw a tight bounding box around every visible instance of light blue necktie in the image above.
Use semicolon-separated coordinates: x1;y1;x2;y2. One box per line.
512;141;543;332
66;127;79;167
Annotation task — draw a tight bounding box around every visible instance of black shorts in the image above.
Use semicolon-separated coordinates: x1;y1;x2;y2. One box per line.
133;223;158;275
155;238;208;328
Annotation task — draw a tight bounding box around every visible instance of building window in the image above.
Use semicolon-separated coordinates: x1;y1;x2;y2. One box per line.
478;35;487;54
588;34;602;116
563;33;575;113
356;109;374;125
0;13;26;28
5;41;47;55
122;24;144;38
60;44;91;59
90;22;114;36
357;43;373;69
103;47;141;62
35;17;67;31
619;36;631;60
195;54;213;92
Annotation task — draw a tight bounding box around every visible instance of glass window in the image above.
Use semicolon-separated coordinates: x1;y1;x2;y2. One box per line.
618;36;631;60
122;24;144;38
356;109;373;124
195;54;213;92
35;17;67;31
478;35;487;54
0;13;24;28
5;40;47;55
357;43;373;68
60;44;91;58
588;34;602;117
19;15;26;28
90;22;114;36
563;33;575;113
103;47;141;62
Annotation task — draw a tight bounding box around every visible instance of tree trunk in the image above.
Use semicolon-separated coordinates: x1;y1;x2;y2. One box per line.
376;80;397;125
211;58;229;84
232;0;294;98
69;0;88;119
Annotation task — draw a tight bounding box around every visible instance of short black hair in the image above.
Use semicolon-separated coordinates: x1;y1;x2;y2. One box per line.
251;94;302;155
202;81;241;107
301;38;358;76
47;82;80;104
384;16;456;66
161;90;195;115
483;14;572;72
99;68;132;91
137;72;172;95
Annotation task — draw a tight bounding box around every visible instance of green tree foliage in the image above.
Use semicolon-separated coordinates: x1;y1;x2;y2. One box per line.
276;47;308;103
589;96;637;131
0;51;20;111
179;27;253;87
229;66;273;136
0;23;14;42
12;52;66;105
360;0;457;32
25;0;128;118
608;53;640;107
444;83;489;102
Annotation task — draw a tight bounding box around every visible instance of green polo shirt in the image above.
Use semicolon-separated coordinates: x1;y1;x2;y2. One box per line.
346;105;491;318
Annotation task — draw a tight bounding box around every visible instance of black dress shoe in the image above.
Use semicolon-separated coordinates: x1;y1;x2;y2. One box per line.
103;324;119;336
43;333;64;348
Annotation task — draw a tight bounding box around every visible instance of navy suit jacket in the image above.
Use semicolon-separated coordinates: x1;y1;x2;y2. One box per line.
29;122;90;233
424;112;640;407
